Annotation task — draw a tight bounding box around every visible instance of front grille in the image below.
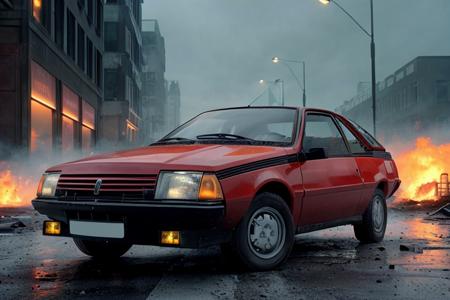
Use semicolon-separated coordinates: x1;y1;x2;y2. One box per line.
56;174;158;202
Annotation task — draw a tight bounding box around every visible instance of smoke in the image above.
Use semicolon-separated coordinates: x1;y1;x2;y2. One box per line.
0;140;129;207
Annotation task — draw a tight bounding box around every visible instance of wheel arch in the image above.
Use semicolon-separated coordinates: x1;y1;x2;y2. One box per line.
255;180;294;212
376;180;389;197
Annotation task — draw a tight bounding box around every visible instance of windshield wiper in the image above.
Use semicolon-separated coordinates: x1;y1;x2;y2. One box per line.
196;133;254;141
152;137;196;145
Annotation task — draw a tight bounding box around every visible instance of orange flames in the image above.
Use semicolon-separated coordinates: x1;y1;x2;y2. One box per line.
394;137;450;202
0;162;36;208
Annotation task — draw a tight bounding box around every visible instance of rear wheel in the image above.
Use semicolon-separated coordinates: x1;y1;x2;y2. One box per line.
354;189;387;243
229;192;294;271
73;238;132;259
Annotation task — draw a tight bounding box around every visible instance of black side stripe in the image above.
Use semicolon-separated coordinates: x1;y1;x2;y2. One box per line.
353;151;392;160
216;154;298;180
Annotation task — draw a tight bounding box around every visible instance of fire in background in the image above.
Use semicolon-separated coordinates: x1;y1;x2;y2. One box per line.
0;162;36;207
394;137;450;202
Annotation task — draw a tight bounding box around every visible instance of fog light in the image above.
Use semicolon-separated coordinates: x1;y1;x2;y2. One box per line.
44;221;61;235
161;231;180;245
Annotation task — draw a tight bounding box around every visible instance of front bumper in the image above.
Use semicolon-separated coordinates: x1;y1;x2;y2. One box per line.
32;198;230;248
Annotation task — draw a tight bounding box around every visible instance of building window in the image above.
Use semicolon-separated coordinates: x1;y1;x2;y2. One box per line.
104;70;118;100
96;0;103;37
125;76;133;104
62;116;75;152
82;100;95;152
77;0;85;10
386;76;394;87
411;82;418;105
95;50;102;88
31;61;56;109
33;0;51;32
62;86;80;152
87;0;94;25
31;100;53;155
86;38;93;79
406;63;415;76
66;9;76;61
436;81;449;102
126;121;138;144
54;0;64;49
125;28;132;56
31;61;56;156
77;25;85;71
105;22;118;51
395;70;404;82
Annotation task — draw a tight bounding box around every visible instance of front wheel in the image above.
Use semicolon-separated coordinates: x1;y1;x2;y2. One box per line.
354;189;387;243
230;192;294;271
73;238;132;259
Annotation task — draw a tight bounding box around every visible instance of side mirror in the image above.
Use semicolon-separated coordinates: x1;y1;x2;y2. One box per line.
304;147;327;160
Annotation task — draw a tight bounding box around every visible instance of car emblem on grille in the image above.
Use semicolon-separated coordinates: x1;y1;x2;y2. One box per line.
94;179;102;196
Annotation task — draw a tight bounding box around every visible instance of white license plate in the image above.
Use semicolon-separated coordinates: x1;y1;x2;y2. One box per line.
69;220;125;239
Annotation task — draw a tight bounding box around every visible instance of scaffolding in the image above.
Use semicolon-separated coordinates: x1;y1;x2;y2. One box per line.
438;173;449;198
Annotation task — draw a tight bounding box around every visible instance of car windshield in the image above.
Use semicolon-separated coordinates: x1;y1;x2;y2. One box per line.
159;108;298;145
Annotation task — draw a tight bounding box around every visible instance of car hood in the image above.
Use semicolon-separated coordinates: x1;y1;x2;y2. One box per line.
47;144;292;175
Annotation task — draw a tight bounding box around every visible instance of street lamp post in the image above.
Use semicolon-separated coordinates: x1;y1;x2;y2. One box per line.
272;57;306;107
319;0;377;136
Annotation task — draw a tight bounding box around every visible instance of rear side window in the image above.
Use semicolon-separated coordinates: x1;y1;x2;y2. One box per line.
303;114;349;156
336;119;366;154
348;120;383;148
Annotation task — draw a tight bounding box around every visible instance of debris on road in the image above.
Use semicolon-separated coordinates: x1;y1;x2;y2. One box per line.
0;220;26;233
429;203;450;217
399;244;424;253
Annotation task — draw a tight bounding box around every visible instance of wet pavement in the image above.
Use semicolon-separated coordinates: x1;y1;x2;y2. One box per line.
0;207;449;300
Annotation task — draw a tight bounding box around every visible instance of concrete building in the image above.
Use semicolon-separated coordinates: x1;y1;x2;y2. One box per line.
336;56;450;144
141;19;167;143
166;80;181;131
102;0;143;147
0;0;104;159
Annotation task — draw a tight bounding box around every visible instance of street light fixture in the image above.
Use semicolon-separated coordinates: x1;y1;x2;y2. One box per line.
272;57;306;107
318;0;377;137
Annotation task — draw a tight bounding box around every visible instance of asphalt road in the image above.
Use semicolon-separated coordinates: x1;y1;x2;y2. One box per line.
0;207;449;300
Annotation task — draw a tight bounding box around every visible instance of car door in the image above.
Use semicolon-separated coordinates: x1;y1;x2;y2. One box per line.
299;113;364;226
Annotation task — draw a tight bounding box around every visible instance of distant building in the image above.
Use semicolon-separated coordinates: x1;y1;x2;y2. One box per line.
102;0;143;147
166;80;181;131
0;0;104;159
141;19;167;143
336;56;450;144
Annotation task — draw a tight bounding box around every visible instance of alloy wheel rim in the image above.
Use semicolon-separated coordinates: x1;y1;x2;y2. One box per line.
247;207;286;259
372;196;385;232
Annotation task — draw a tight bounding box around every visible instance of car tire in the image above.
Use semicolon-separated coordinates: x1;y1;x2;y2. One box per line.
354;189;387;243
73;238;132;259
231;192;294;271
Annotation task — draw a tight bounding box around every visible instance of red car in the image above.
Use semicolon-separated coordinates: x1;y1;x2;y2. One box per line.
32;107;400;270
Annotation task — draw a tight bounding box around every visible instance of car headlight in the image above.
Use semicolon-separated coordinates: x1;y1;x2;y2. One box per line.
37;173;60;197
155;172;223;201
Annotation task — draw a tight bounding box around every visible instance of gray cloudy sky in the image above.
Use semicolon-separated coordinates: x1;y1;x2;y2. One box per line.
142;0;450;121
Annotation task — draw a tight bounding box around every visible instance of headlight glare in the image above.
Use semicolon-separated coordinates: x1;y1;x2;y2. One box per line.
37;173;60;197
155;172;202;200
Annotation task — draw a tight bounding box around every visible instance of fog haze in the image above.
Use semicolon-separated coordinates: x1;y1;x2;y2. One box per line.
142;0;450;121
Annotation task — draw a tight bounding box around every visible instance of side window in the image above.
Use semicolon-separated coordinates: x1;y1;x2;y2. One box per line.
336;119;366;154
303;114;349;156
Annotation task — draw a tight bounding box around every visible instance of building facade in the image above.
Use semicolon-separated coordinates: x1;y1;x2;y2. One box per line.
0;0;104;159
141;19;167;143
166;80;181;131
336;56;450;144
102;0;142;147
